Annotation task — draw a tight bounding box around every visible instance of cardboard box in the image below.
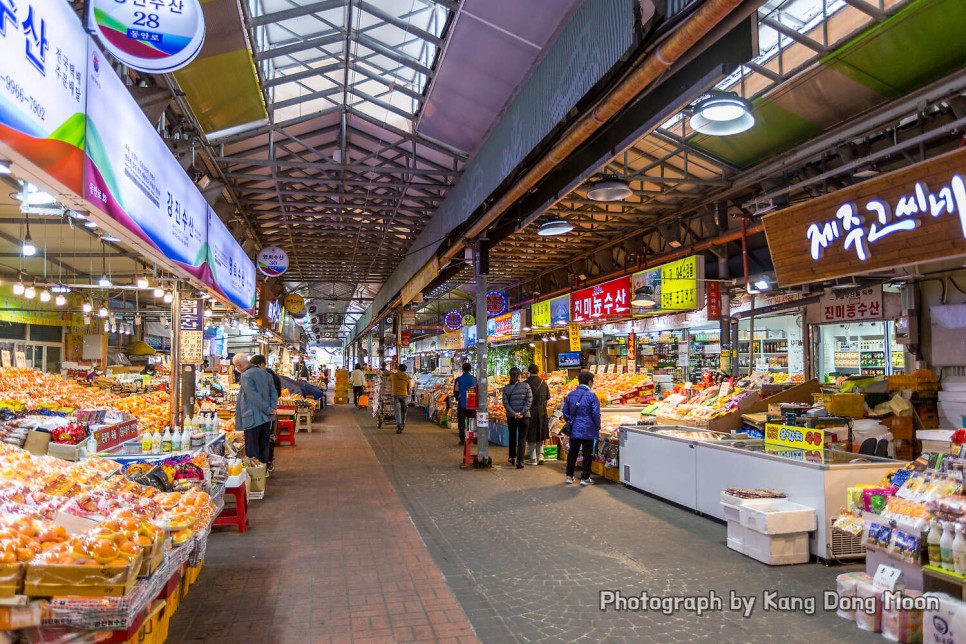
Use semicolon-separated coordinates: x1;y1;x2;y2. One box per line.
24;556;140;597
246;464;267;496
23;431;50;456
0;563;23;597
46;442;85;462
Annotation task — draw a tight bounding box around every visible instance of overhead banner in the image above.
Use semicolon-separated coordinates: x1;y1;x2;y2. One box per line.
631;255;705;317
569;322;581;352
0;0;89;195
570;276;631;323
85;43;208;279
531;299;551;329
533;339;544;373
810;285;884;323
440;331;463;350
205;208;256;313
88;0;205;73
764;147;966;287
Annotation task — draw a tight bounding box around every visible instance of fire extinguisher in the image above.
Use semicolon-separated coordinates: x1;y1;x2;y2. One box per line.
465;385;478;409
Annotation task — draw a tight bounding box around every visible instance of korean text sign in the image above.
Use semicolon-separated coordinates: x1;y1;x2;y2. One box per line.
206;207;256;313
764;147;966;286
0;0;88;194
570;276;631;323
531;299;551;328
815;285;883;323
85;42;208;277
631;255;705;317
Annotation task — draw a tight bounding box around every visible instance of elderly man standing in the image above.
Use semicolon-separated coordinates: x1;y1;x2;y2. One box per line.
232;353;279;464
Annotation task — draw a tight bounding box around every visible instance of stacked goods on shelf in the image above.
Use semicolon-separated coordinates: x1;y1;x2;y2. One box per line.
645;384;757;424
334;369;350;404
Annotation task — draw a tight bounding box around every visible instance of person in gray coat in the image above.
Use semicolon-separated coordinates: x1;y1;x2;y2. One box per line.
233;353;279;464
502;367;532;469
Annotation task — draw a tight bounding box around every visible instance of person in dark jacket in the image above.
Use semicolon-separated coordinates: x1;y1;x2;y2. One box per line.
501;367;532;468
252;355;282;473
561;371;601;486
524;364;550;465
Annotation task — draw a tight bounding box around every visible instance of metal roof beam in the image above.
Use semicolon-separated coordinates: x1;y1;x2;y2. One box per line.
262;61;345;89
352;33;432;77
214;156;459;176
270;85;345;112
253;31;346;63
248;0;347;28
761;17;829;56
356;1;442;46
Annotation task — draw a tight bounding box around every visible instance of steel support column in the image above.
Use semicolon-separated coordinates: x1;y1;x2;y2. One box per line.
473;241;489;462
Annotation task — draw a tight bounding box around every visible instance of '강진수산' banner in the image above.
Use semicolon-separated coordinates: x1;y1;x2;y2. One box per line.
83;41;208;279
0;0;88;194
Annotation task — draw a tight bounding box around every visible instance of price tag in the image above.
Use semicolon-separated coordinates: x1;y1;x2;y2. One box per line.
14;352;26;369
873;564;902;591
0;351;9;368
590;365;598;374
476;412;489;429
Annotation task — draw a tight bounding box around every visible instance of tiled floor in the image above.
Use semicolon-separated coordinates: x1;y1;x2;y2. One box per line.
167;406;479;644
171;404;880;643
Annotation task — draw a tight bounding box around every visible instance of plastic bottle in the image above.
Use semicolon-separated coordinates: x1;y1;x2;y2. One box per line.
171;427;182;452
955;525;966;575
141;432;152;454
151;430;162;455
161;427;172;453
184;416;193;435
212;414;220;434
181;426;192;451
929;521;943;567
86;432;98;457
941;521;956;571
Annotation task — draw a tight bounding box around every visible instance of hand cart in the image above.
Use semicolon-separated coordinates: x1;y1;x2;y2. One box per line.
374;373;396;429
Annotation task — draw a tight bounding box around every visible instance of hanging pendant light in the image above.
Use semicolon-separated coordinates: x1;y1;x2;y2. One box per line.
587;175;632;202
537;218;574;237
631;285;656;307
39;289;50;303
23;285;35;300
55;294;66;307
136;274;149;289
153;284;164;298
163;291;173;304
689;91;755;136
98;303;109;318
82;300;93;314
12;281;24;296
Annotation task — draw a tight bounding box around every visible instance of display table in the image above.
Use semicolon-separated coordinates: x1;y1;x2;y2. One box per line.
620;426;897;559
96;433;226;464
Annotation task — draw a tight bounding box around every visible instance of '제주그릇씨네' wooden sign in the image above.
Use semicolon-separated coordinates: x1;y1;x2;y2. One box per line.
764;147;966;287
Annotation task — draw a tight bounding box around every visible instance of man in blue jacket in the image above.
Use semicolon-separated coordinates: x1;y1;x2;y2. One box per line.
561;370;601;486
232;353;279;464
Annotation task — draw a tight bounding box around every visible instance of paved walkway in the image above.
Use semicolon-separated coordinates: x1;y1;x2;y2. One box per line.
168;406;478;643
172;404;880;643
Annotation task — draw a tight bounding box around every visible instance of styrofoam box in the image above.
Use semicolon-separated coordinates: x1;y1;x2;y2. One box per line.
720;491;785;507
721;502;741;523
727;521;810;565
739;499;817;535
924;592;966;643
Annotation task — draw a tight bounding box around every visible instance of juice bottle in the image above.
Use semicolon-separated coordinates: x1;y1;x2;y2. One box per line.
161;427;172;453
942;521;956;571
955;525;966;575
141;432;152;454
928;521;943;566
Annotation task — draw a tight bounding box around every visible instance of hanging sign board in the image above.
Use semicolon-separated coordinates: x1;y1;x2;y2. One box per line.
440;331;463;350
764;147;966;287
88;0;205;73
550;295;570;326
707;281;722;321
256;246;288;277
631;256;705;317
627;333;636;363
531;299;552;329
0;0;89;196
283;293;305;315
533;341;544;374
569;322;581;352
205;207;256;313
85;44;208;280
179;298;203;363
810;285;883;323
400;331;411;348
570;276;631;323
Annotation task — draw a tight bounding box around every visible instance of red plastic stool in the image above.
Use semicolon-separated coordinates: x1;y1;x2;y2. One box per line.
213;484;248;533
277;419;296;446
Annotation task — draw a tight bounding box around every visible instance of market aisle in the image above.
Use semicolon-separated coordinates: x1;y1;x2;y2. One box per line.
168;406;479;643
359;409;881;644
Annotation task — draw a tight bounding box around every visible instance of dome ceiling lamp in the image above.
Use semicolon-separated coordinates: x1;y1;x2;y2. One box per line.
689;91;755;136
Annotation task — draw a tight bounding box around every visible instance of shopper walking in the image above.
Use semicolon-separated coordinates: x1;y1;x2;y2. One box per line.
351;363;366;405
453;362;477;445
561;371;600;485
524;364;550;465
502;367;532;469
391;364;412;434
233;353;279;465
